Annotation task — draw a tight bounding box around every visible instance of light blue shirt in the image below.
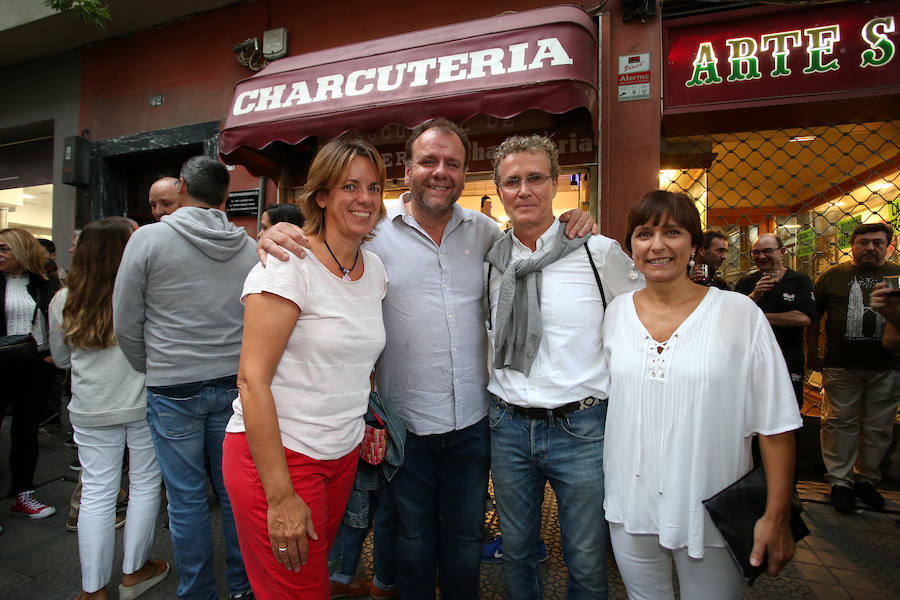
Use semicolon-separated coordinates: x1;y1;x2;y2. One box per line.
365;195;503;435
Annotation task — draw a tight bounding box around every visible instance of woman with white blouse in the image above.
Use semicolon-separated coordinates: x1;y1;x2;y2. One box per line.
602;190;802;599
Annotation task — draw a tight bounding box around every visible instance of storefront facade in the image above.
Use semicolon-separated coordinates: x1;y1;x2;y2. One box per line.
67;0;658;240
661;1;900;476
662;1;900;283
220;5;602;225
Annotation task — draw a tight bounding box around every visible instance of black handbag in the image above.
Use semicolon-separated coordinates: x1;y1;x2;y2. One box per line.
702;465;809;585
0;304;40;366
0;334;38;366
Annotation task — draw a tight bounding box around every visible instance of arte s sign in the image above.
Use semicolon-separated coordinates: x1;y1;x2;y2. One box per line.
664;1;900;110
686;17;895;87
232;37;574;116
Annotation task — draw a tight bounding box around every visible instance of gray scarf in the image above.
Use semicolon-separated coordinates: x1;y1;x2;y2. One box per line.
485;225;590;375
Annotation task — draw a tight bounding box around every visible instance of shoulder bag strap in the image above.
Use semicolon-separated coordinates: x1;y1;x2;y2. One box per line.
585;241;607;311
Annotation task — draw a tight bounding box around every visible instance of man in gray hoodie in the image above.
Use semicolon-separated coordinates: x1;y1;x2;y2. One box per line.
113;156;256;600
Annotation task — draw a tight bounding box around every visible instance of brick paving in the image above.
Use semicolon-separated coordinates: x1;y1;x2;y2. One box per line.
2;418;898;599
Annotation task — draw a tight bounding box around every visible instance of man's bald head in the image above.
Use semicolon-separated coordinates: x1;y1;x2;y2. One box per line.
149;177;181;221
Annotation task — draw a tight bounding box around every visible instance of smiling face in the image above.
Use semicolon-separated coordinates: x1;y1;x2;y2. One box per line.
630;214;697;284
317;156;383;243
751;234;784;271
496;150;557;234
405;128;466;218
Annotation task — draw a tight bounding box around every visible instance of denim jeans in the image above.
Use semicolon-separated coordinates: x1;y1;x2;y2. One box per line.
489;399;609;600
329;483;398;589
145;377;250;600
388;418;490;600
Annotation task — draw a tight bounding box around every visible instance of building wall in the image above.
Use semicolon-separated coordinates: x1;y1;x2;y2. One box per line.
76;0;662;243
0;51;81;267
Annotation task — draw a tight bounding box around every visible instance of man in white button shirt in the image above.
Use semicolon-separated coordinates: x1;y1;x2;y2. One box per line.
485;135;643;599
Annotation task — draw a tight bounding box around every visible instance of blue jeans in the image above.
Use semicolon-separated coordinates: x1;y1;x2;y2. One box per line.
329;483;398;589
489;399;609;600
146;377;250;600
389;418;490;600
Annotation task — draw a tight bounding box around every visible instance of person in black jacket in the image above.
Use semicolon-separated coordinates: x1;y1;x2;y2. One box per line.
0;227;60;519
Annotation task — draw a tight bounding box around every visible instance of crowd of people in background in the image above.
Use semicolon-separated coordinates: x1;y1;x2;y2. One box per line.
1;116;898;600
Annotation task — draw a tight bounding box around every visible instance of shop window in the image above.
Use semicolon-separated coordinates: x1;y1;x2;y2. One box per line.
660;120;900;413
0;184;53;239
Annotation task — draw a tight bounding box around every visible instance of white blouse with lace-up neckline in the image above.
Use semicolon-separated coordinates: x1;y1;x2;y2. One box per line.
602;287;802;558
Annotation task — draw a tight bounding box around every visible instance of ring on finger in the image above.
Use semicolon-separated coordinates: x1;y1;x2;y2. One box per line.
278;546;288;552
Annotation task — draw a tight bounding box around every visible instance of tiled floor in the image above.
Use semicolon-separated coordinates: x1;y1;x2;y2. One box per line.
345;479;900;599
2;419;898;599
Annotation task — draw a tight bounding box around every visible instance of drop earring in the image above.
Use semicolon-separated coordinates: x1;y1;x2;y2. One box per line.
628;263;640;281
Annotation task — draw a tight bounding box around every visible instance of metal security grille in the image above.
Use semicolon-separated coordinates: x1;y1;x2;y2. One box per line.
660;120;900;409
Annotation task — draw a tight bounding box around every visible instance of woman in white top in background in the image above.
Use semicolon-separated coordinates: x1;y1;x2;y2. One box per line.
49;217;168;600
602;190;802;599
223;137;388;599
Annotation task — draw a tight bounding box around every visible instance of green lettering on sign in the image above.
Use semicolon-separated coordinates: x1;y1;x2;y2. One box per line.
890;198;900;233
837;215;862;249
761;30;802;77
861;17;896;68
725;37;762;81
804;25;841;74
797;228;815;258
686;42;723;87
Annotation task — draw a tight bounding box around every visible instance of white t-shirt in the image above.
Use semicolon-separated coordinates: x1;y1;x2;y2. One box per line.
226;250;387;460
602;287;802;558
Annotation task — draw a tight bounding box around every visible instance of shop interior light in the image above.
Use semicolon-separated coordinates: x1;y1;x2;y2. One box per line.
788;135;817;143
659;169;679;187
781;223;802;229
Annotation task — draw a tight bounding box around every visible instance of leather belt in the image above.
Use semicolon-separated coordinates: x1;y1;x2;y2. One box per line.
494;396;604;420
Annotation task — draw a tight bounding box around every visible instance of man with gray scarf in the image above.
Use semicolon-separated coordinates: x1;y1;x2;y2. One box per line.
485;135;643;599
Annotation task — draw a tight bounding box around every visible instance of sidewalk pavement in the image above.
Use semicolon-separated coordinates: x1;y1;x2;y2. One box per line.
2;418;898;599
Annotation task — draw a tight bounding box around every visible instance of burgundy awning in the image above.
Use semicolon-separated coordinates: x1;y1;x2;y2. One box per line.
219;6;597;178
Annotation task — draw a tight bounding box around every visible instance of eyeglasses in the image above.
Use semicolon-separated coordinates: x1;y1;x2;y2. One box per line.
750;248;779;256
500;174;552;192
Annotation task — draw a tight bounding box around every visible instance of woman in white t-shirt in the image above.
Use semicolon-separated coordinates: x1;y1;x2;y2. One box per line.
222;137;388;599
602;190;802;599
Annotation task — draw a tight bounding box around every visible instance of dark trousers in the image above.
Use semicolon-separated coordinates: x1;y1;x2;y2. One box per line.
1;358;54;494
389;418;490;600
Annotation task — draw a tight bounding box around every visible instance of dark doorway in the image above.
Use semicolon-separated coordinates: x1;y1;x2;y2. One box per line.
110;145;202;225
89;121;220;223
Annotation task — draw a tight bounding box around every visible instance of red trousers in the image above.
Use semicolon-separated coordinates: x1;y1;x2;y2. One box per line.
222;433;358;600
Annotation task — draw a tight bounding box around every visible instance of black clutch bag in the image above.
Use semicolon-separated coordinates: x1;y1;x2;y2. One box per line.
702;465;809;585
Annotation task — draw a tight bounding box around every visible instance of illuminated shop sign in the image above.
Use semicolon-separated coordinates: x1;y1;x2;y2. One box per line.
664;1;900;111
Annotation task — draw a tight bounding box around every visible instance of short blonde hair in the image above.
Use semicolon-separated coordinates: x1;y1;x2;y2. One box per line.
299;137;387;240
0;228;48;279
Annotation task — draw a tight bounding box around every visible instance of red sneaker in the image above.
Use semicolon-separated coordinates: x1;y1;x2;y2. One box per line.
11;490;56;519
